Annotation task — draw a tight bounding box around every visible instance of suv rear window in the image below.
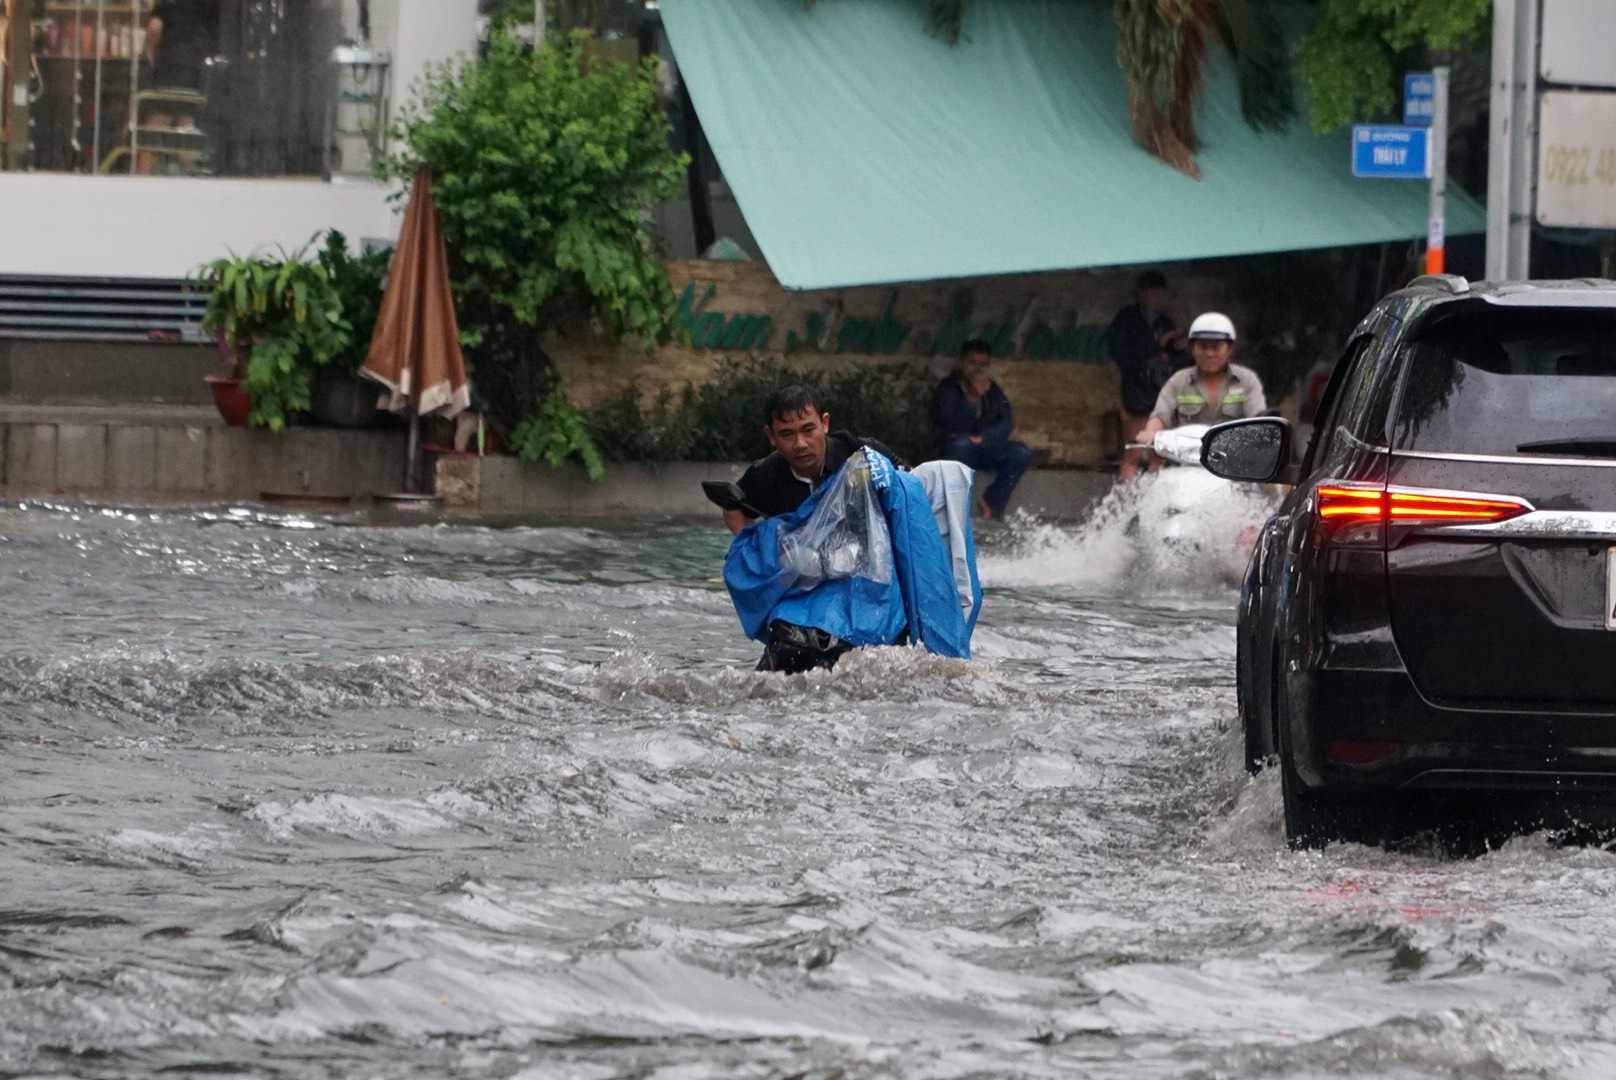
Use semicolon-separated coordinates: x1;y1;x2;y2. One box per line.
1394;305;1616;455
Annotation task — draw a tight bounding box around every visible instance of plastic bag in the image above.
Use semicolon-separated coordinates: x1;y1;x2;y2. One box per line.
1151;423;1211;466
775;449;894;593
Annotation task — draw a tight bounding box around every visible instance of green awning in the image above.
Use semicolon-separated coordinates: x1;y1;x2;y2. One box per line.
660;0;1484;291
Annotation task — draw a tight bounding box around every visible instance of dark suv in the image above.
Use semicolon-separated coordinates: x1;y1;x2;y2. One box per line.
1201;276;1616;848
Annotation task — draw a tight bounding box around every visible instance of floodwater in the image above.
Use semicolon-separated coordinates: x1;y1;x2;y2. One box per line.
2;478;1613;1079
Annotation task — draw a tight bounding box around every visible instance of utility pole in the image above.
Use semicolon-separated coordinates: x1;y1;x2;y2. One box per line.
534;0;546;46
1486;0;1538;280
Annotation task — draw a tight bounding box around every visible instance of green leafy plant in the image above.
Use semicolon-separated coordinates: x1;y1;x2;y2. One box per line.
316;229;392;373
1298;0;1488;132
381;29;688;476
585;357;938;466
194;244;352;431
511;377;607;482
585;384;698;464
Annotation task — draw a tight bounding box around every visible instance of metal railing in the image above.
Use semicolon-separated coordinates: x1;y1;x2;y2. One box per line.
0;275;208;343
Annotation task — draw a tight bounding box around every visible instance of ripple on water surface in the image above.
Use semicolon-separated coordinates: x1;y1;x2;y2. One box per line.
3;499;1615;1078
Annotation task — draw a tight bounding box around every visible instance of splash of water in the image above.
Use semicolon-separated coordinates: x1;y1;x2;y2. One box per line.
981;470;1276;593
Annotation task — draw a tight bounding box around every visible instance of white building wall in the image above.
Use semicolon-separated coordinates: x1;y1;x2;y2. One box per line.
0;0;478;280
392;0;479;108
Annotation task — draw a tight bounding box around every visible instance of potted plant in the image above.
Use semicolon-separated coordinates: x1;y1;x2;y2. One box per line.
308;229;393;428
193;244;352;430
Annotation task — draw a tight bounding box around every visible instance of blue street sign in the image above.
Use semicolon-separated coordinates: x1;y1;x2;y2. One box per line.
1352;124;1431;179
1404;72;1435;126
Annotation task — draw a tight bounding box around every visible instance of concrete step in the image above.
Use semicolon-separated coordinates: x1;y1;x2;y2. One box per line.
0;402;407;501
0;401;221;426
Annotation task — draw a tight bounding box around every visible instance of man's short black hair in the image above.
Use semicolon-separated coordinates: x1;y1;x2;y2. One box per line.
764;383;822;427
960;338;993;358
1136;269;1168;292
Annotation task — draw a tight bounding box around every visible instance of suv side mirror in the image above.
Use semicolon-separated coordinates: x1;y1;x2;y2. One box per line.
1200;417;1292;483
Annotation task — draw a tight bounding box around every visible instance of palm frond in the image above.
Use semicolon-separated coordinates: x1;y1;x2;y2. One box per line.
1116;0;1214;178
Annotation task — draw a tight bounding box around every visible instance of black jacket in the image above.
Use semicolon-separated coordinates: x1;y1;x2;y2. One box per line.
735;431;899;519
1109;303;1175;415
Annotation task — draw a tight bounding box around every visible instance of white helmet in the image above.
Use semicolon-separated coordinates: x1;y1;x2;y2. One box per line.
1187;311;1237;342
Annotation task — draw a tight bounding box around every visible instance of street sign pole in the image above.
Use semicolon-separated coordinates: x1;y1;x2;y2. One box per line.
1486;0;1516;279
1426;66;1449;274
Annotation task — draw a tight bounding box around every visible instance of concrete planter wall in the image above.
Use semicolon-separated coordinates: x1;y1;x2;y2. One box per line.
0;410;406;501
433;453;1112;521
0;412;1113;519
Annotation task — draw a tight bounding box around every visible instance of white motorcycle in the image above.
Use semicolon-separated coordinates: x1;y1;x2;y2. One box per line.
1127;424;1279;585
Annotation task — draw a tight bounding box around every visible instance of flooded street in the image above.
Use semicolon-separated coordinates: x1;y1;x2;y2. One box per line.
4;490;1615;1079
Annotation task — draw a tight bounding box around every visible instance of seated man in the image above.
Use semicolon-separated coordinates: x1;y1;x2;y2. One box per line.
723;383;900;535
933;339;1032;519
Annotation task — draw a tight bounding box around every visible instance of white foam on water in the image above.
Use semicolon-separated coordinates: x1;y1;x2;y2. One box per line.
245;793;468;840
575;643;1004;711
981;470;1275;593
1202;767;1288;854
97;823;236;868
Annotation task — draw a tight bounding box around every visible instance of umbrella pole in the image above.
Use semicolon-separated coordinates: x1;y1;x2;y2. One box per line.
404;409;421;493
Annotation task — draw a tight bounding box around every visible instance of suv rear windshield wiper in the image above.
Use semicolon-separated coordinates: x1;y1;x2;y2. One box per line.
1516;437;1616;457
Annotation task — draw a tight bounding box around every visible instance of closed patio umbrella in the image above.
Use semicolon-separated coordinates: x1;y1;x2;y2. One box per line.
361;166;471;492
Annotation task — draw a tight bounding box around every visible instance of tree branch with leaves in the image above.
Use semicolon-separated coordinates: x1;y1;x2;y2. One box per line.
381;30;687;479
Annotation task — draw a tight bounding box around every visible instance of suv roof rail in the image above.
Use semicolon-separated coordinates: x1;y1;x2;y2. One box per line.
1407;273;1471;294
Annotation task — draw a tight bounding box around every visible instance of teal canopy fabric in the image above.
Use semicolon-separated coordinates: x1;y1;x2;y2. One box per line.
660;0;1485;291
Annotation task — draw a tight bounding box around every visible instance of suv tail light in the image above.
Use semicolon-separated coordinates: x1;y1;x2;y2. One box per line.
1317;483;1532;546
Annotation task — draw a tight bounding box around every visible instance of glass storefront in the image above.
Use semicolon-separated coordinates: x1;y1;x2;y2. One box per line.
0;0;390;178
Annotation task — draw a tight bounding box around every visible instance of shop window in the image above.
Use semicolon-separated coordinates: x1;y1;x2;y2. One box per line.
0;0;368;178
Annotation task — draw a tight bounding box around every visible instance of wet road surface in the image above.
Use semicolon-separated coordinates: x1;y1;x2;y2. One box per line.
2;487;1613;1078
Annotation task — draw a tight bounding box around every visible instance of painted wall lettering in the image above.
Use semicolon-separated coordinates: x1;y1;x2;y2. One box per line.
675;283;773;351
679;280;1110;363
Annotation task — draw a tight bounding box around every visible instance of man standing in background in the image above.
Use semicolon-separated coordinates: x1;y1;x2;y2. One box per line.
1109;269;1184;479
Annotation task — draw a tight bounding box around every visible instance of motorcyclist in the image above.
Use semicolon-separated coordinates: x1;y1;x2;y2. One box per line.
1137;312;1267;462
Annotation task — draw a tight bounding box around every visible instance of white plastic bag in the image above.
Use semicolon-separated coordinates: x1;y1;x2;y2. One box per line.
776;449;894;593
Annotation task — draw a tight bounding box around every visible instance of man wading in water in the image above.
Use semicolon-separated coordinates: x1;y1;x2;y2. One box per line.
722;385;902;672
722;384;901;534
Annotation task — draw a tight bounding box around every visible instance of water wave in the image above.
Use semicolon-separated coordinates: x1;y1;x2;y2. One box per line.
981;470;1273;593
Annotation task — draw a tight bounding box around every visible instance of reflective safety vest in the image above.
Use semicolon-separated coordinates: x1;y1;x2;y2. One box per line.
1175;381;1249;423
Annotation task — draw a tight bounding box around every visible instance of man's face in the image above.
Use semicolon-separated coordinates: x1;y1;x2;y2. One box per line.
961;350;992;387
1191;338;1233;375
766;407;831;477
1140;286;1167;314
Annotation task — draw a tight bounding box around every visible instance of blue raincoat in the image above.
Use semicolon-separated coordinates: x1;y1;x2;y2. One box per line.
723;453;982;659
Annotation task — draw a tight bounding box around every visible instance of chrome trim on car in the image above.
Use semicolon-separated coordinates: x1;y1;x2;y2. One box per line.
1387;483;1535;508
1434;510;1616;541
1394;447;1616;468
